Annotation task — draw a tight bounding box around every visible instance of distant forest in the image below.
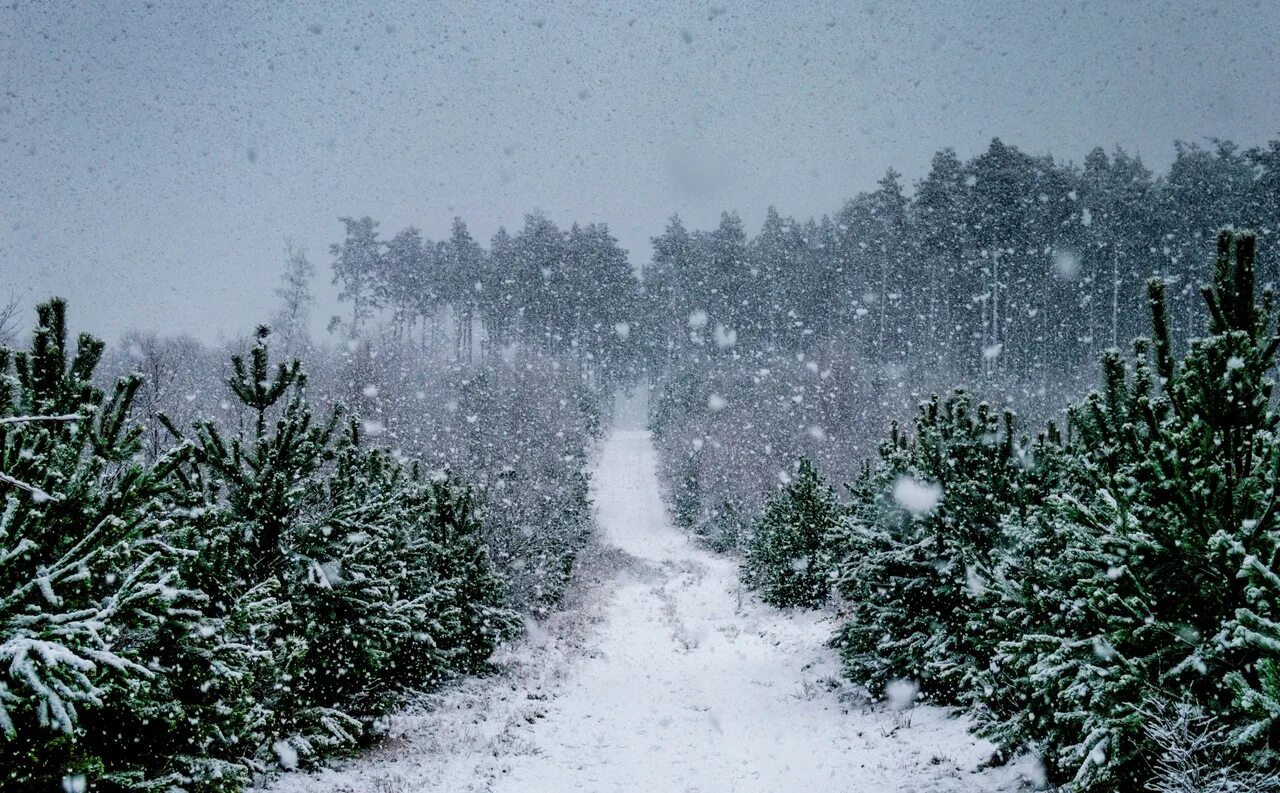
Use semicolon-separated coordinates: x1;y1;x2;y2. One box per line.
328;135;1280;400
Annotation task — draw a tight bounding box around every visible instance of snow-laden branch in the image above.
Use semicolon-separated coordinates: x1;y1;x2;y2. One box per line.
0;414;84;426
0;471;53;502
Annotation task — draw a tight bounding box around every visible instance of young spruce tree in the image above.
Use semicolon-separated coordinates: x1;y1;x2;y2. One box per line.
830;392;1043;704
741;458;839;608
985;230;1280;788
0;300;203;787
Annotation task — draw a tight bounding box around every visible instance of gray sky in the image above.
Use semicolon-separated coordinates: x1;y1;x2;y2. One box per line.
2;0;1278;343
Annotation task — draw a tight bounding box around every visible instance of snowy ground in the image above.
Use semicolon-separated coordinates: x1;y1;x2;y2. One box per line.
259;427;1036;792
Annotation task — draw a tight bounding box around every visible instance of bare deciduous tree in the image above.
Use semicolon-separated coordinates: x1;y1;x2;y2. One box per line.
0;293;22;347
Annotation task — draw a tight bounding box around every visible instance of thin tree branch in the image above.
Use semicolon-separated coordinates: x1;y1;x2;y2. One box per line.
0;414;85;426
0;470;54;501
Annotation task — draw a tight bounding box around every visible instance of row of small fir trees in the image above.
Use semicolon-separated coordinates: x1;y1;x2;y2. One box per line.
740;229;1280;789
0;301;519;790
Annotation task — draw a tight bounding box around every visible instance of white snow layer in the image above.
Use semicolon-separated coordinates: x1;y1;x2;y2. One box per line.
258;429;1036;792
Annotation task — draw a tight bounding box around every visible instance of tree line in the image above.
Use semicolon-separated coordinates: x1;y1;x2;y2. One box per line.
328;214;644;383
328;136;1280;545
332;137;1280;385
648;137;1279;385
649;134;1280;547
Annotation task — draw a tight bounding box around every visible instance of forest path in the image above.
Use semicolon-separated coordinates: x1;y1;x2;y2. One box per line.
480;428;1017;792
262;427;1030;793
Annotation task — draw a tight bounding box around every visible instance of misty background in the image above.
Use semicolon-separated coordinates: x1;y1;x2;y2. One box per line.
2;0;1279;342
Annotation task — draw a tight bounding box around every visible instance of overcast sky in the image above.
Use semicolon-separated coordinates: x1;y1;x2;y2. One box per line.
2;0;1278;342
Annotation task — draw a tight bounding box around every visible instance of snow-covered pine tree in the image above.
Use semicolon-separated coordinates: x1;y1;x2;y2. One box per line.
106;507;284;791
379;466;463;689
1;305;523;788
1229;553;1280;770
538;459;594;606
830;392;1036;704
986;229;1280;788
164;326;356;764
827;432;916;696
0;299;202;787
165;326;519;771
278;423;516;752
415;479;520;673
280;421;409;753
977;400;1117;777
740;458;839;608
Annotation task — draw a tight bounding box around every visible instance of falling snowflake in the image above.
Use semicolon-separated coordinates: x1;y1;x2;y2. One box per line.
893;477;942;516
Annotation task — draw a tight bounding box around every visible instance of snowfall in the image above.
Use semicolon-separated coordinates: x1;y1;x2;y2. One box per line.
260;415;1041;792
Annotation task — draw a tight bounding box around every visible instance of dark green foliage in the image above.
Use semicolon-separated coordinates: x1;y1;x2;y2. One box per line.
647;137;1280;592
0;299;208;787
163;329;520;771
973;230;1280;788
0;307;521;790
830;393;1048;704
419;482;521;672
789;230;1280;790
818;229;1280;789
366;471;521;683
1231;555;1280;768
230;325;303;436
741;459;839;608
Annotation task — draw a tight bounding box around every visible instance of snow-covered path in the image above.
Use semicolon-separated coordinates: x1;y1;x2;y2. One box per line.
481;429;1017;792
263;428;1030;792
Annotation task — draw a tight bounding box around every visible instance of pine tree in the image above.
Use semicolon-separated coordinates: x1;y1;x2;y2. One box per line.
828;436;920;696
985;230;1280;787
163;327;520;770
164;326;360;762
330;216;383;335
1;305;524;789
0;299;201;787
1230;555;1280;769
830;392;1037;703
419;481;520;673
280;423;408;753
741;458;839;608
